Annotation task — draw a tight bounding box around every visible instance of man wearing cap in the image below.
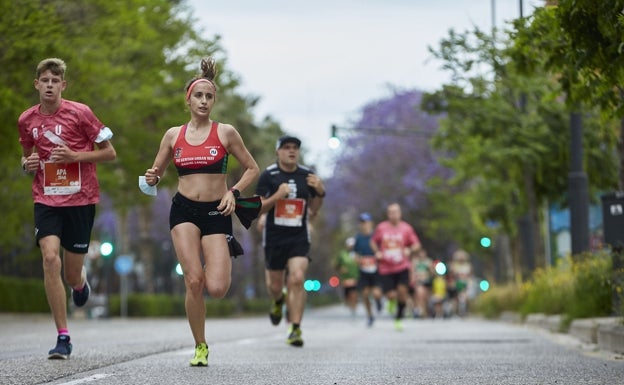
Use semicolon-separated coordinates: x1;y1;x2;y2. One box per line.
353;212;383;326
255;135;326;347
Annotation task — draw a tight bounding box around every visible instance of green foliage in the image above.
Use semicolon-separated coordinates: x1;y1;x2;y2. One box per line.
0;276;49;313
0;274;339;317
565;252;613;320
0;0;66;253
1;0;287;280
513;1;624;117
472;282;526;319
108;294;236;317
510;1;624;189
241;298;273;314
473;252;613;322
108;293;183;317
424;24;619;258
1;0;205;255
105;293;339;317
47;0;224;209
520;259;575;316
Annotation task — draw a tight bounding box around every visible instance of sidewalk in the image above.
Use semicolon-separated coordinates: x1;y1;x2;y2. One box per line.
499;311;624;355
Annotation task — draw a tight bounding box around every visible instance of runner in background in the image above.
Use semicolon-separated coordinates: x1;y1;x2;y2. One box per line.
256;135;326;347
353;212;383;326
449;249;473;317
411;249;434;319
333;237;359;318
370;203;422;331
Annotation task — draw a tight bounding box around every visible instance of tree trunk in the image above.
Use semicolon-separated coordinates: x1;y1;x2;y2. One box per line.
520;167;544;274
498;233;514;282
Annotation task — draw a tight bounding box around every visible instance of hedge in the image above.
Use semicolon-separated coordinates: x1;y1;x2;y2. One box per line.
0;276;49;313
0;275;340;317
472;250;614;326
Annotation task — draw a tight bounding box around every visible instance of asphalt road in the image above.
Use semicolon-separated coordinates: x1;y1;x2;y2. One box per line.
1;305;623;385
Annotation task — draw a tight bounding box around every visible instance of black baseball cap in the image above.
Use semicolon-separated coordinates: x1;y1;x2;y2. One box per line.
276;135;301;150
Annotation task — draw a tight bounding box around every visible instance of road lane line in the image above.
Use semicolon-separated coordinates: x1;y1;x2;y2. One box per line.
53;373;113;385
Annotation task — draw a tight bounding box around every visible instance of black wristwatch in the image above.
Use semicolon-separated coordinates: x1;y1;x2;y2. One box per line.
229;188;240;198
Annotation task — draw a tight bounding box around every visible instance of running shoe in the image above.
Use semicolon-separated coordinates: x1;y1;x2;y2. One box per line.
72;275;90;308
375;298;383;313
394;319;404;332
367;316;375;327
286;325;303;347
48;335;72;359
387;298;396;315
189;342;209;367
269;298;283;326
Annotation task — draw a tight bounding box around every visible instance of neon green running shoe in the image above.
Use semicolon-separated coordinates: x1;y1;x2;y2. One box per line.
394;319;404;332
189;342;209;367
269;298;283;326
286;325;303;347
387;298;397;315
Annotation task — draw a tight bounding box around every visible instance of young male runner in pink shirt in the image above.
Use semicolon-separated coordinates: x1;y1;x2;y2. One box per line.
18;58;116;359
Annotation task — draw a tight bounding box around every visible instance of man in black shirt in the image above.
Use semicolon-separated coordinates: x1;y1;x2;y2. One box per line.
255;135;325;347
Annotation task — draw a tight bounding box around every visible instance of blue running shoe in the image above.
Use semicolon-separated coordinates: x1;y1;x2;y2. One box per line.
48;335;72;359
72;280;90;307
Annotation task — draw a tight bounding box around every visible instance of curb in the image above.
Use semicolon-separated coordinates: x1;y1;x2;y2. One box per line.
569;317;617;344
597;323;624;354
503;313;624;355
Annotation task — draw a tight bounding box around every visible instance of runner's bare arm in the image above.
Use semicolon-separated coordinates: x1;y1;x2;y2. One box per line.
50;140;116;163
259;183;290;215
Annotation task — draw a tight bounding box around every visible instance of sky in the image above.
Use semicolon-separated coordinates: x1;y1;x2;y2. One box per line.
187;0;541;176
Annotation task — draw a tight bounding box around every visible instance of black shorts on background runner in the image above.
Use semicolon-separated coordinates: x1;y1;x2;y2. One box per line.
379;269;410;293
264;242;310;270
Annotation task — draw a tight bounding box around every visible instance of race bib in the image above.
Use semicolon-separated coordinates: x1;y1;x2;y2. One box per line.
274;198;306;227
359;256;378;273
382;248;403;264
44;162;81;195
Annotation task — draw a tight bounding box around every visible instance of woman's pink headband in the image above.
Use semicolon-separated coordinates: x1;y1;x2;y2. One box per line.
185;79;215;101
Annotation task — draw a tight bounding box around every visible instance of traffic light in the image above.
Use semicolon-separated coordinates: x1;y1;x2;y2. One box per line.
328;276;340;288
328;125;340;149
100;241;114;258
480;236;492;248
304;279;321;292
434;260;447;275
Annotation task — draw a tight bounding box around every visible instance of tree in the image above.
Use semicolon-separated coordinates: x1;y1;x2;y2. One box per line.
0;0;68;274
1;0;285;289
510;1;624;189
510;0;624;313
322;89;452;257
422;25;618;276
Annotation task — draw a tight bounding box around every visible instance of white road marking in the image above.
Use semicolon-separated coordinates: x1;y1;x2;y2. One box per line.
54;374;113;385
